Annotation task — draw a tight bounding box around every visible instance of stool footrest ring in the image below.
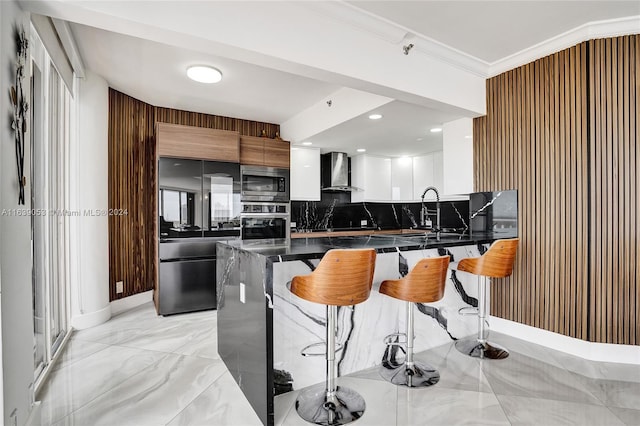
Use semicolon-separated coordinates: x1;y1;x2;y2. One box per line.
458;306;479;316
301;341;344;357
383;332;407;346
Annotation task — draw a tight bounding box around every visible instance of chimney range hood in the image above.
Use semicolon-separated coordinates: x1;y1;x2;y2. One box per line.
321;152;362;192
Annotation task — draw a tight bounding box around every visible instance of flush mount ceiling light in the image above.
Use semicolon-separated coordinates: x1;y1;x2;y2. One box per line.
368;114;383;120
186;65;222;83
430;127;442;133
357;148;366;153
302;141;313;146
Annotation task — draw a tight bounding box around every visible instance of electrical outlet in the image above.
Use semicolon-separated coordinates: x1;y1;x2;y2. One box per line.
116;281;124;293
360;220;367;227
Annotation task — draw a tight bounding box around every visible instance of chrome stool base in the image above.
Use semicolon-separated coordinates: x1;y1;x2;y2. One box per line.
295;384;366;425
379;360;440;387
455;338;509;359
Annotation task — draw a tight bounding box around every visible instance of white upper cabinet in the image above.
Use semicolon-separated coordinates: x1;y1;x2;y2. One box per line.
413;152;443;200
351;155;391;202
352;152;444;202
391;157;413;201
290;147;320;201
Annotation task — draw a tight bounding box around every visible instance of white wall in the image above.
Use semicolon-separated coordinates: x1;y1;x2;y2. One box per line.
71;70;110;329
0;2;35;424
443;118;474;195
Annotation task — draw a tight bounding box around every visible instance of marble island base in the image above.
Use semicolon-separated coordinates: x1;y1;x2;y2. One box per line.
216;233;515;425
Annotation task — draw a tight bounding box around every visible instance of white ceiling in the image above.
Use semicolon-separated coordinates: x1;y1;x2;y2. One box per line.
304;100;460;156
61;1;639;158
70;23;339;124
348;1;639;63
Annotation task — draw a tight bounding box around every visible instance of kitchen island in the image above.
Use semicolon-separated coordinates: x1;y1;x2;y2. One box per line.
216;231;517;425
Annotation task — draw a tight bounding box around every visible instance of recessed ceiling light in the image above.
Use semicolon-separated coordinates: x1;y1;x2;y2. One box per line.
187;65;222;83
416;138;423;141
368;114;383;120
302;141;313;146
465;135;472;139
357;148;366;153
430;127;442;133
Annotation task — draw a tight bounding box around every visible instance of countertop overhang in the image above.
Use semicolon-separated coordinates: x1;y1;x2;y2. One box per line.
219;230;518;262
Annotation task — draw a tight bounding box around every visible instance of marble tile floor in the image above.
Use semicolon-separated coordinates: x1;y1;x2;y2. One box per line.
38;302;640;426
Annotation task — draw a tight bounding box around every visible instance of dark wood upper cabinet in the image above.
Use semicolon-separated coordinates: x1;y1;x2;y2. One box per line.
240;136;290;168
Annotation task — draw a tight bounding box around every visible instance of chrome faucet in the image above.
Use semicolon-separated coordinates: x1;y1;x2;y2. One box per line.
420;186;441;240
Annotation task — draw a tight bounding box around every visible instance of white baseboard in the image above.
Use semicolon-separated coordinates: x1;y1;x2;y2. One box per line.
490;316;640;365
70;304;111;330
110;290;153;316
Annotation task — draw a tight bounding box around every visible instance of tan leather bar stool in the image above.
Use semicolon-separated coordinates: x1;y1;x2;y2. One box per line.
378;255;450;387
454;238;519;359
290;248;377;425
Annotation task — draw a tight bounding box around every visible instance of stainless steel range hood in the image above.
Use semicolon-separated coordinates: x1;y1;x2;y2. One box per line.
321;152;362;192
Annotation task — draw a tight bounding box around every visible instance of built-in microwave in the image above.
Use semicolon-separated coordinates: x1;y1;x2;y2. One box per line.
240;165;289;202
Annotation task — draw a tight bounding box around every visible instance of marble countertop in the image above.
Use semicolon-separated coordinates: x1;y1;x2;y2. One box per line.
290;228;427;238
220;230;517;261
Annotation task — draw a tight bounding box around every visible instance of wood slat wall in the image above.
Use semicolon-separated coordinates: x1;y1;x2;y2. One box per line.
108;90;156;301
108;89;280;300
588;36;639;344
475;35;639;345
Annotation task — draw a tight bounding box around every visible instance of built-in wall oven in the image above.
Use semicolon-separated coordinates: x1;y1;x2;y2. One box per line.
241;165;289;202
240;202;290;241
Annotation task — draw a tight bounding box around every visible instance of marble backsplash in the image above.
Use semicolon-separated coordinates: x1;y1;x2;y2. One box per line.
291;195;471;232
292;190;519;235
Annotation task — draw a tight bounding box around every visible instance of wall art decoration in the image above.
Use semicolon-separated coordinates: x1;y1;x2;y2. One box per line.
10;27;29;204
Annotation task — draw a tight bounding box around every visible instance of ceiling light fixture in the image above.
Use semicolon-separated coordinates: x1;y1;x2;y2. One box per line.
357;148;366;153
430;127;442;133
186;65;223;83
302;141;313;146
369;114;382;120
416;138;423;141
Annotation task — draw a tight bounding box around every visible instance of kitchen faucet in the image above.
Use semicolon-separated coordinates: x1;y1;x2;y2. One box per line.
420;186;441;240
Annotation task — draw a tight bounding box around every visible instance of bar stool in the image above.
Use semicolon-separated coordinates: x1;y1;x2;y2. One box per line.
454;238;519;359
290;248;377;425
378;255;450;387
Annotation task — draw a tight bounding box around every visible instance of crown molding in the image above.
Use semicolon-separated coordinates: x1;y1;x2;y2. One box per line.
306;3;640;80
489;15;640;77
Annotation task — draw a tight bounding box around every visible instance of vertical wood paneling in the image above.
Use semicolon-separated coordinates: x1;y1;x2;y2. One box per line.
108;90;280;301
588;35;639;344
476;35;639;345
476;43;590;341
108;90;156;301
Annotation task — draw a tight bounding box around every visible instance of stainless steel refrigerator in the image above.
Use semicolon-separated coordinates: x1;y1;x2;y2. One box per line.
157;158;240;315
